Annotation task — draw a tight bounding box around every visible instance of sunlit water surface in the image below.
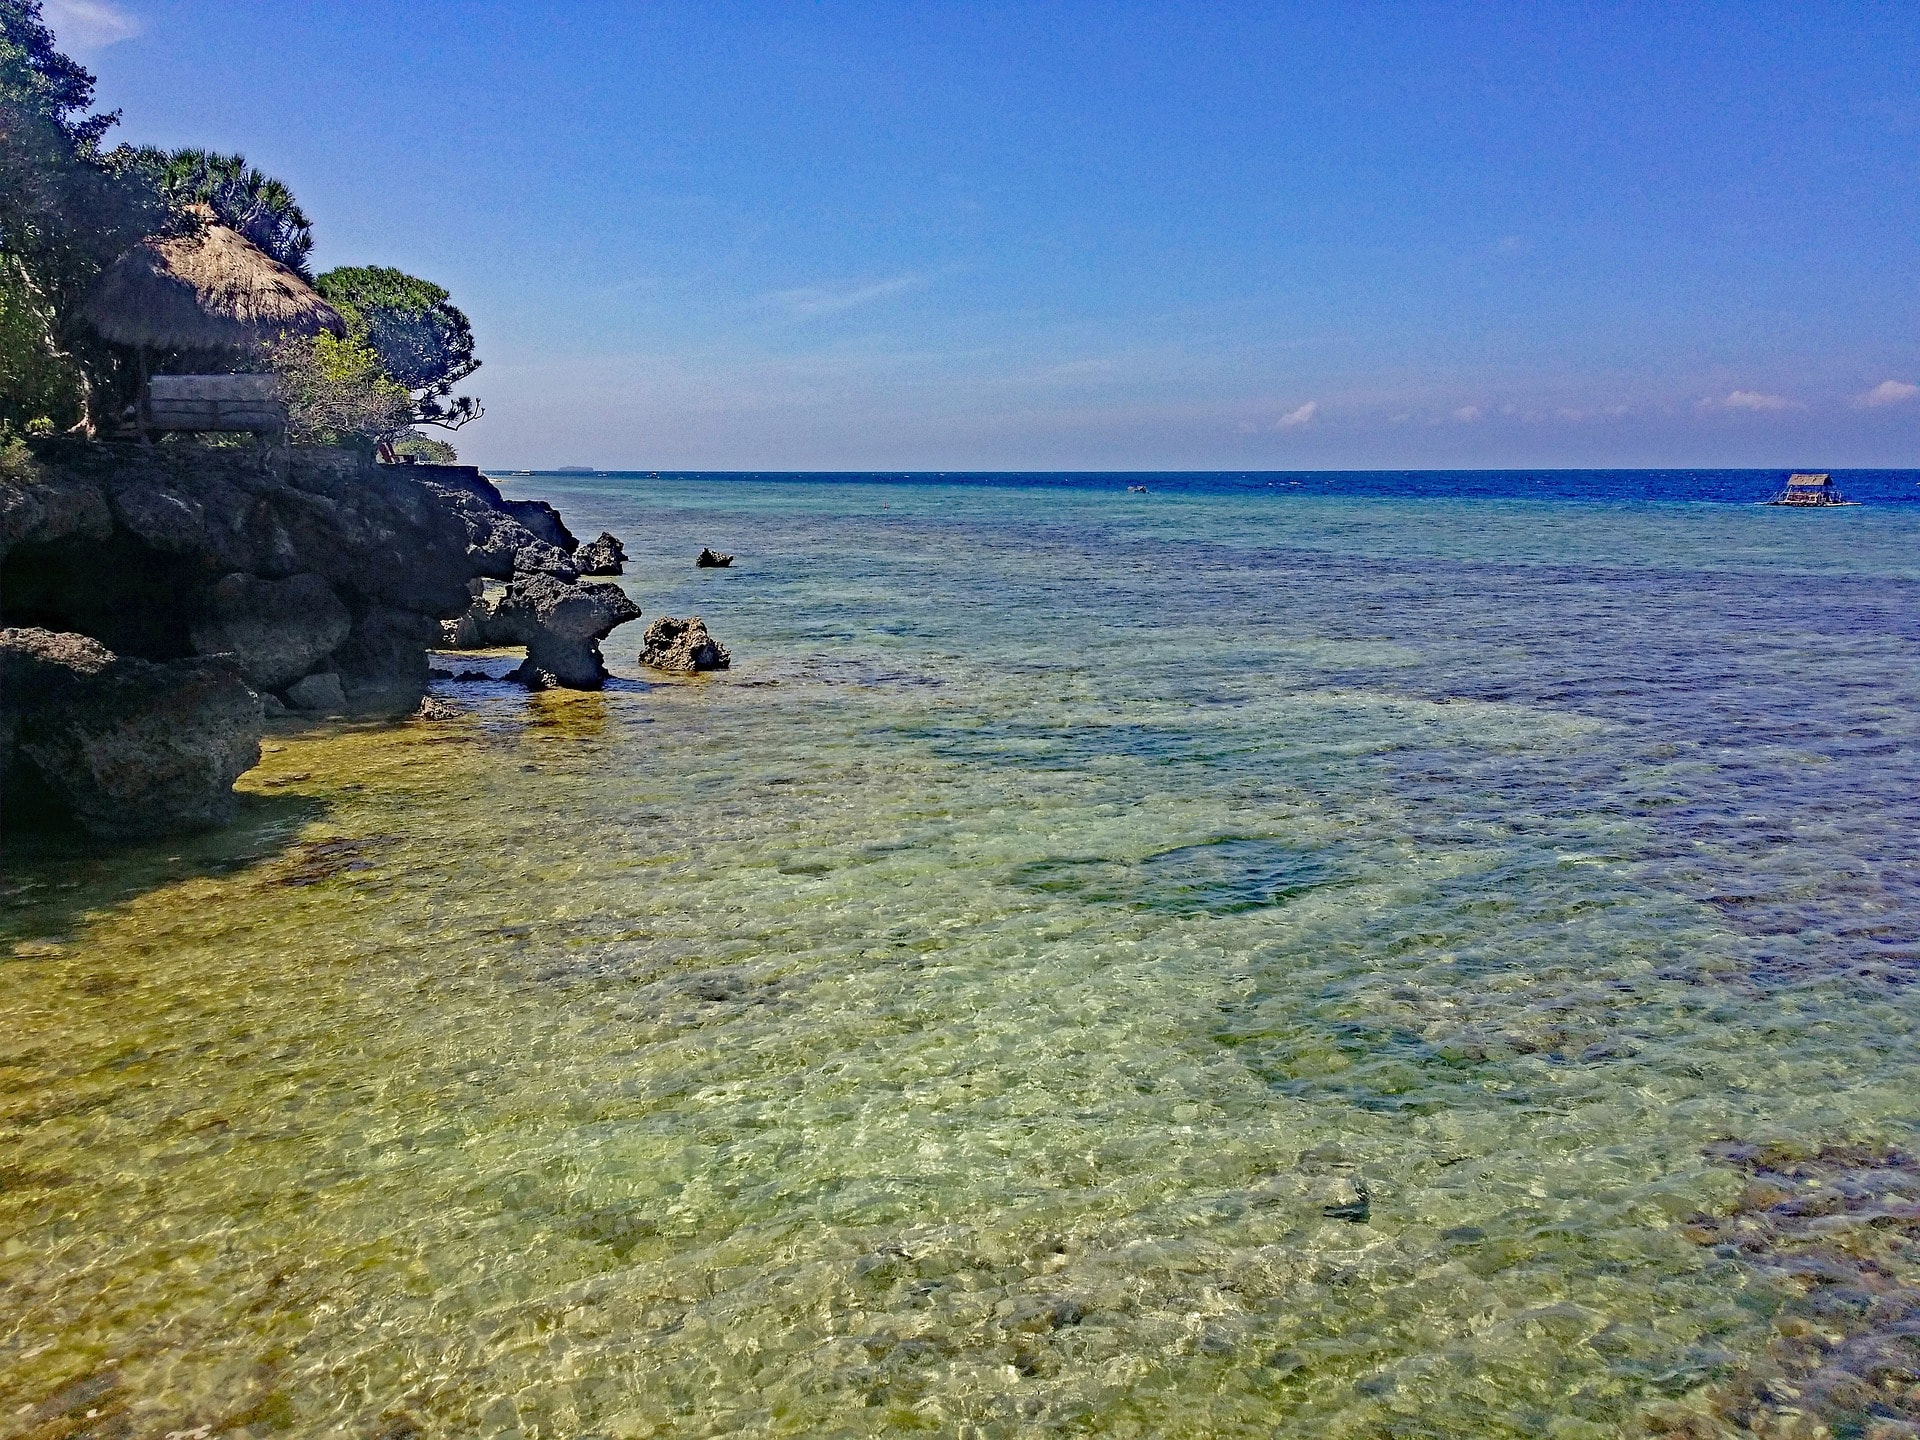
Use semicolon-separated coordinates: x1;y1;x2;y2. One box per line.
4;475;1919;1438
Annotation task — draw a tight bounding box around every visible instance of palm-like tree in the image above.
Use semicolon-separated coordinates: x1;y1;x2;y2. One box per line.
125;148;315;278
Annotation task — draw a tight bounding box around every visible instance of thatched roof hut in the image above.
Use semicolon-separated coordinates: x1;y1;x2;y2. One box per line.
80;215;346;353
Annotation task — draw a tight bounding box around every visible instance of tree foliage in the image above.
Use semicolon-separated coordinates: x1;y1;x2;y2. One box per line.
314;266;482;430
124;147;314;277
0;253;78;425
389;430;458;463
0;416;43;481
269;331;413;450
1;0;167;426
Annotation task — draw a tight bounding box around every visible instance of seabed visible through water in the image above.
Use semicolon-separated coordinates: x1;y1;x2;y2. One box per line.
3;475;1918;1437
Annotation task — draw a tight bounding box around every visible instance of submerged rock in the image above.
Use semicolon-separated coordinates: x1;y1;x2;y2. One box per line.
1;626;262;838
497;572;642;689
638;615;731;673
996;1296;1085;1333
575;531;627;576
1316;1175;1371;1223
1682;1143;1920;1436
695;547;734;568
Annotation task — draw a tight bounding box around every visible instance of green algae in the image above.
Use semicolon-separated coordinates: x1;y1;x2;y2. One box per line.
3;479;1918;1438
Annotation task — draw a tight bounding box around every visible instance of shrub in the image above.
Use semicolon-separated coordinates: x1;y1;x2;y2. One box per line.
269;331;412;450
0;419;42;483
389;430;458;464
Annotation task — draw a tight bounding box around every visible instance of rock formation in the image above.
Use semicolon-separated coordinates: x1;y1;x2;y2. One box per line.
575;531;627;575
497;572;642;689
430;498;641;688
404;465;578;553
284;671;347;712
187;572;351;690
1;444;631;836
1;626;263;838
2;443;477;718
419;483;576;581
638;615;731;673
696;547;734;568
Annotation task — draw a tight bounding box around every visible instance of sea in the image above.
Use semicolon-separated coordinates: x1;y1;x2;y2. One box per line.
3;469;1918;1438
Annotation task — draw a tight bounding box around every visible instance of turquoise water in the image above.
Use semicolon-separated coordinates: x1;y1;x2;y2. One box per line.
3;476;1918;1437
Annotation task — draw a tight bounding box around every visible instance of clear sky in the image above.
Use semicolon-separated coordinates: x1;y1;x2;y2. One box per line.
48;0;1920;470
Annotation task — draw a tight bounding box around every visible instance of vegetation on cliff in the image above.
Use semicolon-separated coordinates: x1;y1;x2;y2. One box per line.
0;0;169;429
0;0;480;456
122;146;315;276
316;266;483;437
267;331;414;448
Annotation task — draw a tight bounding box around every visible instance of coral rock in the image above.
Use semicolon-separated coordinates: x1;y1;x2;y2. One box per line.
498;573;642;689
284;671;347;712
1;626;262;838
575;531;627;575
189;571;350;689
638;615;731;673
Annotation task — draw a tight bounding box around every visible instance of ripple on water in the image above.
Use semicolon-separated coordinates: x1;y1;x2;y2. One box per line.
1;477;1918;1436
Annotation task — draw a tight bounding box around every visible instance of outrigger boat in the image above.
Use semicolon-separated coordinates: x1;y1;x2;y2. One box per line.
1766;472;1857;506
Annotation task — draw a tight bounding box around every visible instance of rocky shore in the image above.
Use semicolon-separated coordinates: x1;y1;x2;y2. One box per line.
1;445;640;839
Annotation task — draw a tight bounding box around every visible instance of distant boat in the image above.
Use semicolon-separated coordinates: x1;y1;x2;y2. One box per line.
1766;472;1857;506
1127;484;1148;493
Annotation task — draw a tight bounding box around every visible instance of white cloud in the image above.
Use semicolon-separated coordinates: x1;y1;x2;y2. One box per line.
1713;390;1797;412
43;0;140;48
1856;379;1920;408
762;274;922;319
1453;405;1482;422
1274;400;1317;429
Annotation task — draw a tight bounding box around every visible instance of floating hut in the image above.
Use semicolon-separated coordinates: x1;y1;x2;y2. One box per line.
80;211;346;437
1766;472;1855;507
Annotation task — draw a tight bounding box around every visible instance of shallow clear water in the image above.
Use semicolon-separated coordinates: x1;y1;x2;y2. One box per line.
4;476;1918;1438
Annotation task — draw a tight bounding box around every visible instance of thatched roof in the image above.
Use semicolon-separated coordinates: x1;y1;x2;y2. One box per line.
81;217;346;352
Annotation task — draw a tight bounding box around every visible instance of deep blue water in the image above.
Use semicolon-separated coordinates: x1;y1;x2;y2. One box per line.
522;467;1920;505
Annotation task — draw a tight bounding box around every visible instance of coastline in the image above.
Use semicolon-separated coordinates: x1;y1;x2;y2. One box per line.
0;445;650;840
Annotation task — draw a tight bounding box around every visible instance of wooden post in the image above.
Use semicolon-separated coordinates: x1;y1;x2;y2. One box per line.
136;347;152;446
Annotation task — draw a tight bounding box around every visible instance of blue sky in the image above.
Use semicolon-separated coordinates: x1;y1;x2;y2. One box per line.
51;0;1920;469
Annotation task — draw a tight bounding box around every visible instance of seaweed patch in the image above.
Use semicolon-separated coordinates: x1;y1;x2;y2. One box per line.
273;835;401;887
1671;1142;1920;1437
